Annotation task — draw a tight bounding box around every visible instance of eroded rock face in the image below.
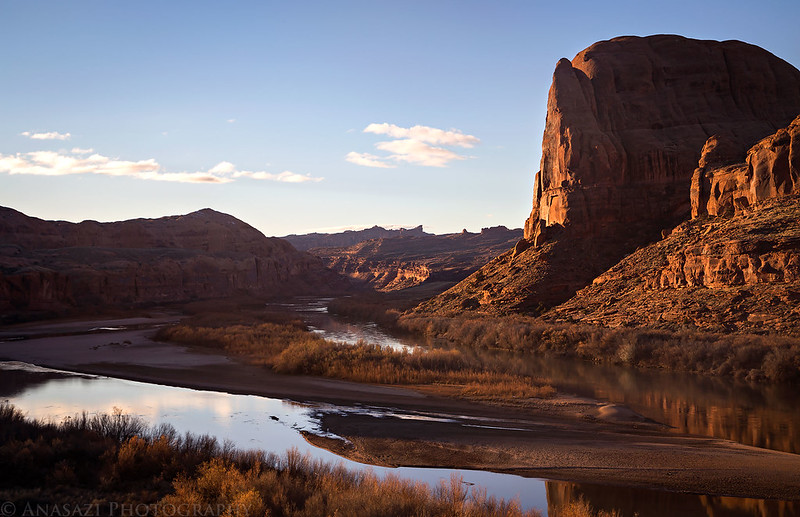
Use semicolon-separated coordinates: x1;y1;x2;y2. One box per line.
525;35;800;241
0;207;348;317
694;115;800;217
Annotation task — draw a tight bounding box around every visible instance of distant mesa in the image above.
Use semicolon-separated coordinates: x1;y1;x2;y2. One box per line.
305;226;523;292
0;207;348;321
417;34;800;335
282;225;428;251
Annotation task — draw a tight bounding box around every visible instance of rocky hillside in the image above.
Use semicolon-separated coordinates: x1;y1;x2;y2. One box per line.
418;35;800;316
0;207;348;319
547;116;800;335
282;225;427;251
312;226;523;291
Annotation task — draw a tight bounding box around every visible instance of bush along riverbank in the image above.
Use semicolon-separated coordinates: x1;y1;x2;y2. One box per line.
0;403;543;517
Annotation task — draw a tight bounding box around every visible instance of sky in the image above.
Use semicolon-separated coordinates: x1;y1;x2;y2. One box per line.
2;0;799;237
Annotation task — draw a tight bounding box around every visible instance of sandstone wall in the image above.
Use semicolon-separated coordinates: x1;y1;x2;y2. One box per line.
525;35;800;242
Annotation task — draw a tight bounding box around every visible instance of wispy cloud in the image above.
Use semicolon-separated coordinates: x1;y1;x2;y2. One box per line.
347;123;479;168
233;170;323;183
21;130;71;141
364;123;479;148
0;148;323;184
345;151;396;168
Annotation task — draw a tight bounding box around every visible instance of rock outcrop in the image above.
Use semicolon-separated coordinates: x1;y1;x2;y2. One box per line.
419;35;800;315
0;207;348;319
310;227;522;291
693;114;800;217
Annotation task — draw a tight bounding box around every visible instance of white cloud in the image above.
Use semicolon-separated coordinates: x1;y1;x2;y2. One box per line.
233;170;323;183
0;150;323;185
227;119;236;123
209;161;236;174
345;151;396;168
348;123;479;168
364;123;479;148
21;131;71;141
375;139;464;168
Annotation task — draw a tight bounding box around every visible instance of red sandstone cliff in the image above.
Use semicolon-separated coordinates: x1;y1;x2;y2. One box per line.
418;35;800;315
0;207;348;319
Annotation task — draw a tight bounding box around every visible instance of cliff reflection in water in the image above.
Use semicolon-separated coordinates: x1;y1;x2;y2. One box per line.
546;481;800;517
486;350;800;454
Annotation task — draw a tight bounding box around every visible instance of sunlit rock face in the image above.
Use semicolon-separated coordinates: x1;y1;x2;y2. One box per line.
0;207;348;317
525;34;800;242
693;114;800;217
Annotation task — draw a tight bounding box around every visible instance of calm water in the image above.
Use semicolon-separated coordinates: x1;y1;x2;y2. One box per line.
0;362;550;513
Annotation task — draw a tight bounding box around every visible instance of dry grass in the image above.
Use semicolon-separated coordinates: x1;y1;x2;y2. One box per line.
552;499;622;517
156;322;555;405
398;314;800;384
0;403;542;517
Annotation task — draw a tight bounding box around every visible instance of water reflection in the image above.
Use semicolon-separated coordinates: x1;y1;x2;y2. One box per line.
546;481;800;517
487;351;800;454
0;362;549;513
268;297;422;352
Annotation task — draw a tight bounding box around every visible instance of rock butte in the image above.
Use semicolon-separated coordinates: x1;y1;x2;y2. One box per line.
418;34;800;319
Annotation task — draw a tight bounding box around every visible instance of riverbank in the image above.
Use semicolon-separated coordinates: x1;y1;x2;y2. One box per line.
2;316;800;501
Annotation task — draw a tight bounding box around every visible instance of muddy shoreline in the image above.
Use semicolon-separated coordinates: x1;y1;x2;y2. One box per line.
2;316;800;501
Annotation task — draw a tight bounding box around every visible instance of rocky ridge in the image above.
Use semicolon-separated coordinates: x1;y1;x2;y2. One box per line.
0;207;348;319
418;35;800;317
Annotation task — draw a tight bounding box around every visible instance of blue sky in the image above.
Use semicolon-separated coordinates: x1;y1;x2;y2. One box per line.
2;1;799;237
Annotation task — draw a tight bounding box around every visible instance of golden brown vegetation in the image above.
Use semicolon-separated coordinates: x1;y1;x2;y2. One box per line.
156;322;555;403
399;314;800;383
551;499;622;517
0;403;541;517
